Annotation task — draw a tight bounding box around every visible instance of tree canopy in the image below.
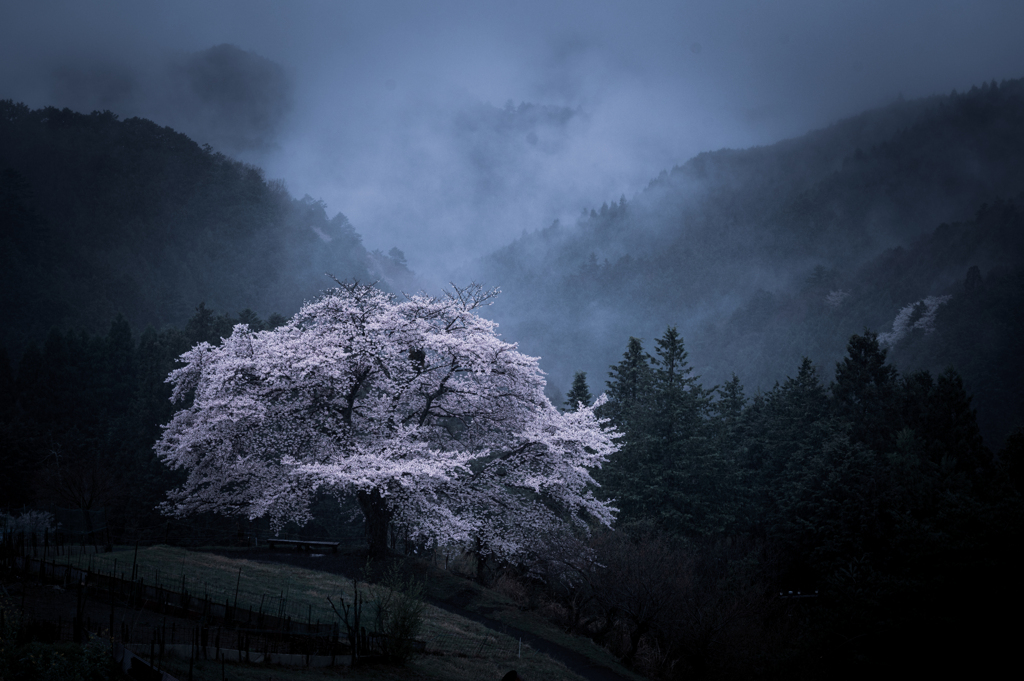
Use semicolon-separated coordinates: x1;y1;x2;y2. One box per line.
156;282;618;558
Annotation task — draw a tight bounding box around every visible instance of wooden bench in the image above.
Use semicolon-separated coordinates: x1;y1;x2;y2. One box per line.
265;539;340;553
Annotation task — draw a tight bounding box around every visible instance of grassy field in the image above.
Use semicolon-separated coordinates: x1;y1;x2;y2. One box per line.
64;545;347;626
410;554;647;681
157;650;580;681
61;545;588;681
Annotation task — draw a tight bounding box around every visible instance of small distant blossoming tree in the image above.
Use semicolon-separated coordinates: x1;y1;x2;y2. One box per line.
876;295;952;348
156;282;617;559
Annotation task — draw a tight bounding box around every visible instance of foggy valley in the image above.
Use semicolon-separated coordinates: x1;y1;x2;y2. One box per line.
2;2;1023;680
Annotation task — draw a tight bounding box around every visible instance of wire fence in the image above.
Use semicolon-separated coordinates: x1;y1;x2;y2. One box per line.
3;532;524;666
10;554;341;639
5;532;343;630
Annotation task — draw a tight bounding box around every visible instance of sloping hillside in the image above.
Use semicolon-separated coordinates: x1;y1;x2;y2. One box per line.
0;101;411;356
474;79;1024;444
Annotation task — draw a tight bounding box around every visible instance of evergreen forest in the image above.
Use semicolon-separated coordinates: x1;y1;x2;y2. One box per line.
476;78;1024;448
0;100;413;358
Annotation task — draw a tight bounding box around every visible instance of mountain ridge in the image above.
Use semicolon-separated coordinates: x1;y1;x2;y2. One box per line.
471;78;1024;445
0;100;413;357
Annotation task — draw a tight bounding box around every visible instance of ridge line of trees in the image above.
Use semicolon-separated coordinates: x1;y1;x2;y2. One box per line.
543;326;1022;678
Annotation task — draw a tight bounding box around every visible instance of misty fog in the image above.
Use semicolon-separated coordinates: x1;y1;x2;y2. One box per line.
3;1;1023;278
3;1;1024;438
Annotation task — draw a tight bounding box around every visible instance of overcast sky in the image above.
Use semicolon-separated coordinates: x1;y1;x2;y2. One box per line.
3;1;1023;282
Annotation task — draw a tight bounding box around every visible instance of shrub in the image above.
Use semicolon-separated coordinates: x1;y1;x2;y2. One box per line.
3;640;113;681
370;562;426;663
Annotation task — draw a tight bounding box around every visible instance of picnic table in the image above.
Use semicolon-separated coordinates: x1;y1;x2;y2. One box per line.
265;538;340;553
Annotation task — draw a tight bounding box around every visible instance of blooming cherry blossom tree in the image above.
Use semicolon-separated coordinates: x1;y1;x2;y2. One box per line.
156;282;617;558
877;294;952;348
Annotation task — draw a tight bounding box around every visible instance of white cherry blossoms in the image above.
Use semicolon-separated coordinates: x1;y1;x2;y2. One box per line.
156;282;618;562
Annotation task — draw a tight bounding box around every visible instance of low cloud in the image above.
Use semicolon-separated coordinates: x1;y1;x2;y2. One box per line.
3;0;1024;285
165;44;293;153
42;44;293;157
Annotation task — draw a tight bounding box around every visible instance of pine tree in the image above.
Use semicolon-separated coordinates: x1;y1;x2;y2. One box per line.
564;371;594;411
650;327;706;443
605;337;653;416
714;373;747;446
599;337;655;519
910;367;990;475
832;331;900;451
601;329;738;536
236;308;266;331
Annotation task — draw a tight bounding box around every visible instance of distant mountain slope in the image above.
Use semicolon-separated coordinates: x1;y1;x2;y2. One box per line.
474;79;1024;445
0;101;410;355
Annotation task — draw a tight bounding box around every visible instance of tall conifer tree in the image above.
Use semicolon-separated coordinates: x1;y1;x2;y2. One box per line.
564;371;594;412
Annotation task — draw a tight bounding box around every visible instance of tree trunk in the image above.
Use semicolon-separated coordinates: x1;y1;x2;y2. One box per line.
357;489;392;559
474;538;488;585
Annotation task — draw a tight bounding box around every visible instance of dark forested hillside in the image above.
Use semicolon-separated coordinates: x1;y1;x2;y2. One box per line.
572;329;1023;678
475;78;1024;446
0;101;411;357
